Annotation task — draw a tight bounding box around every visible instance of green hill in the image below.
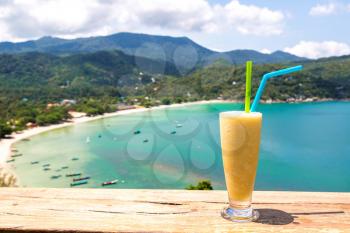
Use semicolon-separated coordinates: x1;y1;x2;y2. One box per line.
0;50;178;92
0;51;349;138
154;56;350;102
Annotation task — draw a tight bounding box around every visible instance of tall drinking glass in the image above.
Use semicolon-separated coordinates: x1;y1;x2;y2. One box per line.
219;111;262;222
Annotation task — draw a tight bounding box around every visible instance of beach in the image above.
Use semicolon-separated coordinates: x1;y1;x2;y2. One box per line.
0;100;225;165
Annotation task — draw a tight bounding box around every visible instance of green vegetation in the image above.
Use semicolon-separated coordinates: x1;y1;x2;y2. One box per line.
0;100;71;131
161;98;171;105
75;98;117;116
35;106;71;126
0;121;12;138
0;50;350;139
186;180;213;190
155;59;350;102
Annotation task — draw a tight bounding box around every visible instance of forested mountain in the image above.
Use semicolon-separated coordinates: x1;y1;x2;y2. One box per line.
0;32;305;66
0;45;349;137
0;50;349;103
0;51;350;105
0;50;178;88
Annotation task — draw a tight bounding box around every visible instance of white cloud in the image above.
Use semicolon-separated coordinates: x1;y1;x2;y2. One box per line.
284;41;350;59
222;0;284;35
0;0;285;42
309;3;337;16
260;48;272;54
134;0;215;32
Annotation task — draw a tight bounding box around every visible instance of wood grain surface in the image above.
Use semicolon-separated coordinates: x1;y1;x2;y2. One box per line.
0;188;349;232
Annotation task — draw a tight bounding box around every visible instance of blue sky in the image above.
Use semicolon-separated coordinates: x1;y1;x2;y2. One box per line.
0;0;349;58
201;0;350;58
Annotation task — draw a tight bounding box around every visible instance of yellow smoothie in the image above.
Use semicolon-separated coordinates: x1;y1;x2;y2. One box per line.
220;111;262;208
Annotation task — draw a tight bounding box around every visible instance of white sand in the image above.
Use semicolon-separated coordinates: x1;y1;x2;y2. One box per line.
0;100;227;164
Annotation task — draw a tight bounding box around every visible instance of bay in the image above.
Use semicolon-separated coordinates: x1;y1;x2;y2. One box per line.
12;102;350;191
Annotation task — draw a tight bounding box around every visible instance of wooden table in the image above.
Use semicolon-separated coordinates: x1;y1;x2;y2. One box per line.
0;188;349;232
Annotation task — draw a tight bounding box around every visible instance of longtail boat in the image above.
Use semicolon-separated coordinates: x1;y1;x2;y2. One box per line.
134;130;141;134
73;176;90;182
102;179;118;186
66;173;82;177
70;180;88;186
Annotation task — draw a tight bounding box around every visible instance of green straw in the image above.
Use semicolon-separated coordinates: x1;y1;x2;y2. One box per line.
245;61;252;113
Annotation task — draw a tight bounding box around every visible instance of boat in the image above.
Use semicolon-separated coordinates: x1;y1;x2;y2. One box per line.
61;166;69;169
31;161;39;164
70;180;88;186
6;159;15;163
86;137;90;143
102;179;118;186
73;176;90;182
42;164;50;167
143;139;149;143
176;124;183;128
134;130;141;134
71;157;79;161
21;138;30;141
51;175;62;179
170;131;176;134
11;154;23;157
43;168;51;171
55;169;61;172
11;149;18;152
66;173;82;177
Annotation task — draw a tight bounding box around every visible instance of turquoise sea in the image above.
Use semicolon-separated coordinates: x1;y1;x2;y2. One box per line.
12;102;350;191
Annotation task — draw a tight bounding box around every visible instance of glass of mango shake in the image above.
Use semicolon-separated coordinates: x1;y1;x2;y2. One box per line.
219;61;302;222
220;111;262;222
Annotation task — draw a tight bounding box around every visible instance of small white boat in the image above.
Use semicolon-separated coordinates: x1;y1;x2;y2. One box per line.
86;137;91;143
176;124;183;128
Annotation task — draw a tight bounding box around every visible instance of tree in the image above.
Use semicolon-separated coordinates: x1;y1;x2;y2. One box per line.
186;180;213;190
161;98;171;105
35;106;70;126
0;122;12;138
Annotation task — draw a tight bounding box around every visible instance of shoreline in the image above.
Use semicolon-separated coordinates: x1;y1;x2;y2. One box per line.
0;98;349;165
0;100;224;165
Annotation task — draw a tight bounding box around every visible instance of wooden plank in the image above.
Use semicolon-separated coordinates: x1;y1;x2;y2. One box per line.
0;188;349;232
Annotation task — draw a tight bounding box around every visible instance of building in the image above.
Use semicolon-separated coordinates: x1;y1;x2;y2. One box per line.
60;99;77;106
